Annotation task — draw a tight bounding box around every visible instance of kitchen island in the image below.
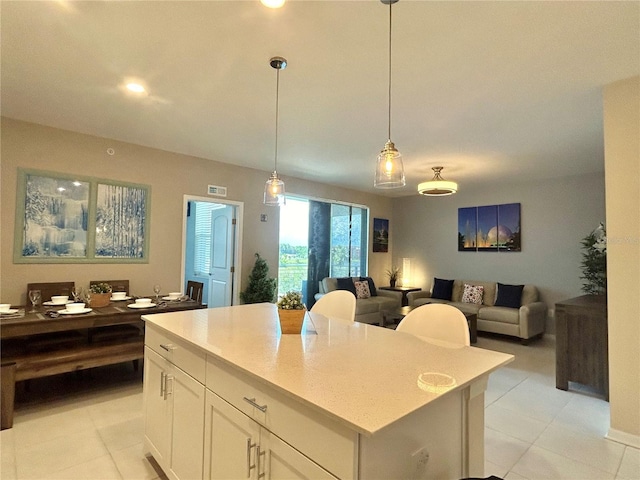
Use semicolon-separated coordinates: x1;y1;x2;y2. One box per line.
142;303;513;480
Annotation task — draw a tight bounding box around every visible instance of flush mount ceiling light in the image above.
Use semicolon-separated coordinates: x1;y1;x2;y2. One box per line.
260;0;285;8
418;167;458;196
374;0;405;189
264;56;287;207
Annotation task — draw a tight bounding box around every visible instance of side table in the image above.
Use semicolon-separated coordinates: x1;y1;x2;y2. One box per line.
378;286;421;306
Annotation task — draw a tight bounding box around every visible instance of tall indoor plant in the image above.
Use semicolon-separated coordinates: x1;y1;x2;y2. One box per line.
580;223;607;295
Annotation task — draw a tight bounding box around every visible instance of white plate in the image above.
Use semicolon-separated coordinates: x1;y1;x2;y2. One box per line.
0;309;19;315
43;300;73;306
58;308;93;315
128;303;157;309
162;296;181;301
110;296;132;301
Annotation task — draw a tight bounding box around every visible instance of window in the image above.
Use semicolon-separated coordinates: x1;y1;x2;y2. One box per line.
193;202;225;275
278;195;368;307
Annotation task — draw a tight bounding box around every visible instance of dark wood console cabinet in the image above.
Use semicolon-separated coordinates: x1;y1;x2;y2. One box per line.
555;295;608;400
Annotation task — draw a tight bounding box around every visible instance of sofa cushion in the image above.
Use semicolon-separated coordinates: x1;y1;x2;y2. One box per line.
355;298;387;315
448;301;482;315
336;277;356;296
462;284;484;304
354;281;371;299
521;284;539;305
359;276;378;296
479;306;520;325
495;283;524;308
432;278;454;300
322;277;338;293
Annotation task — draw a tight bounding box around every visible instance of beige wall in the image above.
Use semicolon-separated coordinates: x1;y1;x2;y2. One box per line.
391;172;606;333
0;118;394;305
603;76;640;443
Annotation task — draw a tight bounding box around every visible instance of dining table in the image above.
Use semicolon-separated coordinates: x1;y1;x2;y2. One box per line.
0;297;206;430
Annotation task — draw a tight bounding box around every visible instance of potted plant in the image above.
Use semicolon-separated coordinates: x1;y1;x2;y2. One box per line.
88;282;112;308
386;266;401;288
277;290;306;334
240;253;277;304
580;223;607;295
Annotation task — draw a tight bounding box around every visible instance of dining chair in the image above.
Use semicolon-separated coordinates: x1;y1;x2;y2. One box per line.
186;281;204;304
310;290;357;323
396;304;470;346
89;280;130;294
26;282;75;304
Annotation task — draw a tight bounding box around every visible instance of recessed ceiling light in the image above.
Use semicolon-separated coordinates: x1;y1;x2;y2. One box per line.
126;83;146;93
261;0;285;8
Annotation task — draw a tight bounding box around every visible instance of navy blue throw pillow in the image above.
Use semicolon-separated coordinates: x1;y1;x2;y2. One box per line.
431;278;454;300
495;283;524;309
336;277;357;296
359;276;378;296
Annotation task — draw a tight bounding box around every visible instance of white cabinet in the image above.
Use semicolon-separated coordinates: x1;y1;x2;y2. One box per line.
143;326;207;480
204;390;337;480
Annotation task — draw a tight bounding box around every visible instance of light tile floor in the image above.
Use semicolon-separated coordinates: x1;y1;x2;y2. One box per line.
1;335;639;479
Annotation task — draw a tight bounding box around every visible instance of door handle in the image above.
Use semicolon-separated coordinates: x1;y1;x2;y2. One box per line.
257;445;266;479
160;372;165;397
164;375;174;400
246;438;256;478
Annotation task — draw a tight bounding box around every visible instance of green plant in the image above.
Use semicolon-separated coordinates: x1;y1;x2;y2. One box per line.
386;266;401;283
580;223;607;295
89;282;112;294
277;290;305;310
240;253;277;304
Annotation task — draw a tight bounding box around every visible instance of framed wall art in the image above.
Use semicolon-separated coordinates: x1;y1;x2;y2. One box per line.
14;168;151;263
458;202;521;252
373;217;389;252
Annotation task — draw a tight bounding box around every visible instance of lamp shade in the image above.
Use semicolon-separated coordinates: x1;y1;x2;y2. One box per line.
418;167;458;196
264;171;286;206
375;140;406;188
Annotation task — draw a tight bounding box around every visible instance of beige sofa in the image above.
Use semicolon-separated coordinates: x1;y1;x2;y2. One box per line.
315;277;402;324
407;279;546;344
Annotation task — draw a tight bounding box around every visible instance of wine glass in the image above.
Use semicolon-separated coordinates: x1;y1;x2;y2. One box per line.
71;286;83;302
28;289;41;311
153;284;161;302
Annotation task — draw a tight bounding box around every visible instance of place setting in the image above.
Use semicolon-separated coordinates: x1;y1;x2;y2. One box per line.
42;295;73;307
52;302;93;316
127;298;157;309
110;291;132;302
0;304;22;318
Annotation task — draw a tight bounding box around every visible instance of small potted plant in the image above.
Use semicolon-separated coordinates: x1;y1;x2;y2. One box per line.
277;290;306;334
88;282;113;308
386;266;401;288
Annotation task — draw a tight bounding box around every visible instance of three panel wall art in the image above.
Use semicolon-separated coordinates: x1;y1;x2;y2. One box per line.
458;203;521;252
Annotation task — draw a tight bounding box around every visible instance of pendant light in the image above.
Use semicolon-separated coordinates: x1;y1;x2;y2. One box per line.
264;56;287;206
374;0;405;189
418;167;458;196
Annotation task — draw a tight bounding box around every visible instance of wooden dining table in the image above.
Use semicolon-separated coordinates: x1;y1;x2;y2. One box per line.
0;298;206;429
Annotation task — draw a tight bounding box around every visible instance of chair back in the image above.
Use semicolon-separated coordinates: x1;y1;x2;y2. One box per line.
396;304;470;346
310;290;356;322
186;281;204;304
26;282;75;304
90;280;129;294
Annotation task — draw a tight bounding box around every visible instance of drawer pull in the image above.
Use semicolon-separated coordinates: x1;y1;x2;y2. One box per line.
160;343;176;352
246;438;256;477
242;397;268;412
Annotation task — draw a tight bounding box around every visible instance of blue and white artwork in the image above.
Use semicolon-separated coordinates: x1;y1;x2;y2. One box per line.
22;174;89;258
95;183;147;258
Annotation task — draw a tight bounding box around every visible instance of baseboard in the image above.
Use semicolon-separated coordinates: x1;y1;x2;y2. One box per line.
606;428;640;448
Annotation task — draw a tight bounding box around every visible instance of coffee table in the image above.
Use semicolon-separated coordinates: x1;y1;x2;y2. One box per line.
381;305;478;344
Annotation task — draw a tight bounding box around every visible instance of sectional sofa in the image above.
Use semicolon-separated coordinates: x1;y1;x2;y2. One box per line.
315;277;402;324
407;278;546;344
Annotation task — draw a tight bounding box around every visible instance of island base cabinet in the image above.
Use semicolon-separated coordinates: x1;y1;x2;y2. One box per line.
204;390;338;480
144;347;205;480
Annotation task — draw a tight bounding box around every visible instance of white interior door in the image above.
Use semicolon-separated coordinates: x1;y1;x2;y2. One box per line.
208;205;234;307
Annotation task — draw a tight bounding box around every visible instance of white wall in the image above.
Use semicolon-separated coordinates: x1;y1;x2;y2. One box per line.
604;75;640;444
392;172;606;333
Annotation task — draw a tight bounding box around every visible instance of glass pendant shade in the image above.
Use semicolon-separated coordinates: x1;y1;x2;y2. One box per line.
417;167;458;196
264;171;286;206
375;140;405;188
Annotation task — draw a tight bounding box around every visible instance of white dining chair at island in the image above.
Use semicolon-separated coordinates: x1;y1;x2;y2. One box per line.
310;289;356;322
396;303;471;346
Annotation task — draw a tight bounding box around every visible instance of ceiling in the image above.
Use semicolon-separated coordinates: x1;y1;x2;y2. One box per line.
2;1;638;197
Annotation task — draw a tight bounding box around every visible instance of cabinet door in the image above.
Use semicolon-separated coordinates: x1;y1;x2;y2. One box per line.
144;348;171;464
169;366;206;480
204;390;260;480
262;429;338;480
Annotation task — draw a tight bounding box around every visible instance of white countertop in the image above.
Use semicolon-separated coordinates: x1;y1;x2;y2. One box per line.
143;303;513;435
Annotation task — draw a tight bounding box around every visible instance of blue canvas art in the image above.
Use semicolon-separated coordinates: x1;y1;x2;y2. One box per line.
458;203;521;252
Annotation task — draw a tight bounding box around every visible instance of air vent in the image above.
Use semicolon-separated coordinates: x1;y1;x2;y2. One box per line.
208;185;227;197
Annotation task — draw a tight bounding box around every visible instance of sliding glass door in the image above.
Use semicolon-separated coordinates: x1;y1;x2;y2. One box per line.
278;196;368;308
